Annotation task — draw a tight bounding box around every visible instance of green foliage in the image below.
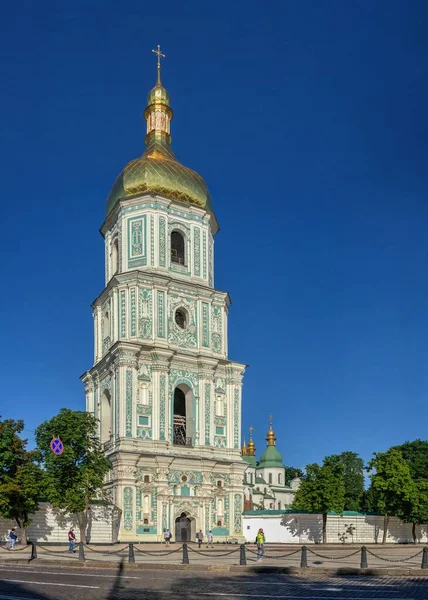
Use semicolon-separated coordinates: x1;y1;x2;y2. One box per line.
292;461;345;515
35;408;111;538
283;466;304;484
292;460;345;542
394;439;428;481
0;417;43;535
368;448;418;521
324;451;364;511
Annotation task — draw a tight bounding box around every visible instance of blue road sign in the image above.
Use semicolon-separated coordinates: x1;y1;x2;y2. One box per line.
50;437;64;455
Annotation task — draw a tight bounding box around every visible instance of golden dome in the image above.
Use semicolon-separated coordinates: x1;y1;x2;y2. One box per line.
106;58;214;221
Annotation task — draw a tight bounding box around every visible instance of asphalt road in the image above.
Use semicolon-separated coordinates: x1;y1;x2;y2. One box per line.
0;564;427;599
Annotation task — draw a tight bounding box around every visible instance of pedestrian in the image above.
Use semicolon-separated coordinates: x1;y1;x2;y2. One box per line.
206;530;213;548
196;529;204;548
8;528;17;551
68;527;76;553
164;529;172;547
255;528;265;562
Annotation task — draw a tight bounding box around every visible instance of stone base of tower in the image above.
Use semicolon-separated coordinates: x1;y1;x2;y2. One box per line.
105;442;247;544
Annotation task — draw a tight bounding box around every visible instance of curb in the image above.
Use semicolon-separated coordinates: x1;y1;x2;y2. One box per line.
0;559;428;577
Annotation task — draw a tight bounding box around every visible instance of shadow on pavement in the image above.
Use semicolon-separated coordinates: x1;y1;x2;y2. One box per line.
1;566;428;599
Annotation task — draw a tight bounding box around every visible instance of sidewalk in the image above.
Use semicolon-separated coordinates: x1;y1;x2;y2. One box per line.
1;542;427;575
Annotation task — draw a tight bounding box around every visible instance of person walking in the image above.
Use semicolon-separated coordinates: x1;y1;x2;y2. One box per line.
196;529;204;548
164;529;172;547
256;528;265;562
8;529;17;551
68;527;76;553
206;530;213;548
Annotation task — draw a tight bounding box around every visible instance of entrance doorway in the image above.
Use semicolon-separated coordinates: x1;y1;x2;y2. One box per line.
175;513;195;542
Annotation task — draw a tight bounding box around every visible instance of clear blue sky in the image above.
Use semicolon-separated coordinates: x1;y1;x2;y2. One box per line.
1;1;427;472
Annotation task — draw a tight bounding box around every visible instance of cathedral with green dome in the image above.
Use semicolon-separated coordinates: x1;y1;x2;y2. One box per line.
241;418;301;511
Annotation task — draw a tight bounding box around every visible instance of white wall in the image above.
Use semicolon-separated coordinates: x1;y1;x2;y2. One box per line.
0;503;119;544
243;513;428;544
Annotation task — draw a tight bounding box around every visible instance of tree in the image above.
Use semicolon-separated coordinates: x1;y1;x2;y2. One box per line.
324;451;364;511
35;409;111;544
283;466;304;484
0;418;43;544
291;460;345;543
393;440;428;542
368;448;418;544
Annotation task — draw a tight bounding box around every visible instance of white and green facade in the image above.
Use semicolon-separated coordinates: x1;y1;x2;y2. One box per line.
81;71;246;542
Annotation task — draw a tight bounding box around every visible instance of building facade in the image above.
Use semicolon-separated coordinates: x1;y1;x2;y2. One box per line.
242;420;301;510
81;57;247;542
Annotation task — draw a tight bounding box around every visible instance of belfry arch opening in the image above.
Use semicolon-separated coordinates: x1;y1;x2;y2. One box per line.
100;389;112;444
173;384;194;446
171;231;185;265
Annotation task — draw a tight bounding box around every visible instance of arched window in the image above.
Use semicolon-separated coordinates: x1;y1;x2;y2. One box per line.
217;520;222;527
143;475;150;483
173;385;194;446
278;473;282;485
278;501;281;510
217;480;222;488
171;231;185;265
143;495;150;513
268;473;272;485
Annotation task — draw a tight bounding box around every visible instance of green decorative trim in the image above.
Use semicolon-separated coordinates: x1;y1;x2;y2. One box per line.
150;215;155;266
202;302;209;348
204;383;211;446
159;374;166;440
211;305;222;354
123;487;133;531
234;494;242;533
208;234;213;287
194;227;201;276
114;371;119;438
125;369;133;437
123;202;208;224
120;291;126;338
138;288;152;339
159;216;166;267
157;291;165;338
130;289;136;336
151;488;158;531
203;230;207;279
233;388;239;449
128;216;147;268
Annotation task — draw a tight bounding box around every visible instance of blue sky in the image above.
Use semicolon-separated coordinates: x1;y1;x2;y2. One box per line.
1;1;427;473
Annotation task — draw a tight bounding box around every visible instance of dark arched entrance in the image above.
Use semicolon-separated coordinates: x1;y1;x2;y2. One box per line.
175;513;192;542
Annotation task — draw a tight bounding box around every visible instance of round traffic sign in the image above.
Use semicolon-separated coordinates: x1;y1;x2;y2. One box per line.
50;437;64;455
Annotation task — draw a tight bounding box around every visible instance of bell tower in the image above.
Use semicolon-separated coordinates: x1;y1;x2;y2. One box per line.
81;48;246;542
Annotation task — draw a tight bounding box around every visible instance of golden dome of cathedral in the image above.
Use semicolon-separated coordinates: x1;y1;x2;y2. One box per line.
106;52;214;220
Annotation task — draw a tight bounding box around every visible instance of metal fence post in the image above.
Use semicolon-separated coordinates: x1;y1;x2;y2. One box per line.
78;541;85;561
239;544;247;566
360;545;368;569
422;547;428;570
182;543;189;564
30;541;37;560
128;542;135;563
300;545;308;568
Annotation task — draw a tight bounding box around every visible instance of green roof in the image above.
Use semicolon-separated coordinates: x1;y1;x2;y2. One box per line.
242;455;257;467
255;476;266;484
259;445;283;467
